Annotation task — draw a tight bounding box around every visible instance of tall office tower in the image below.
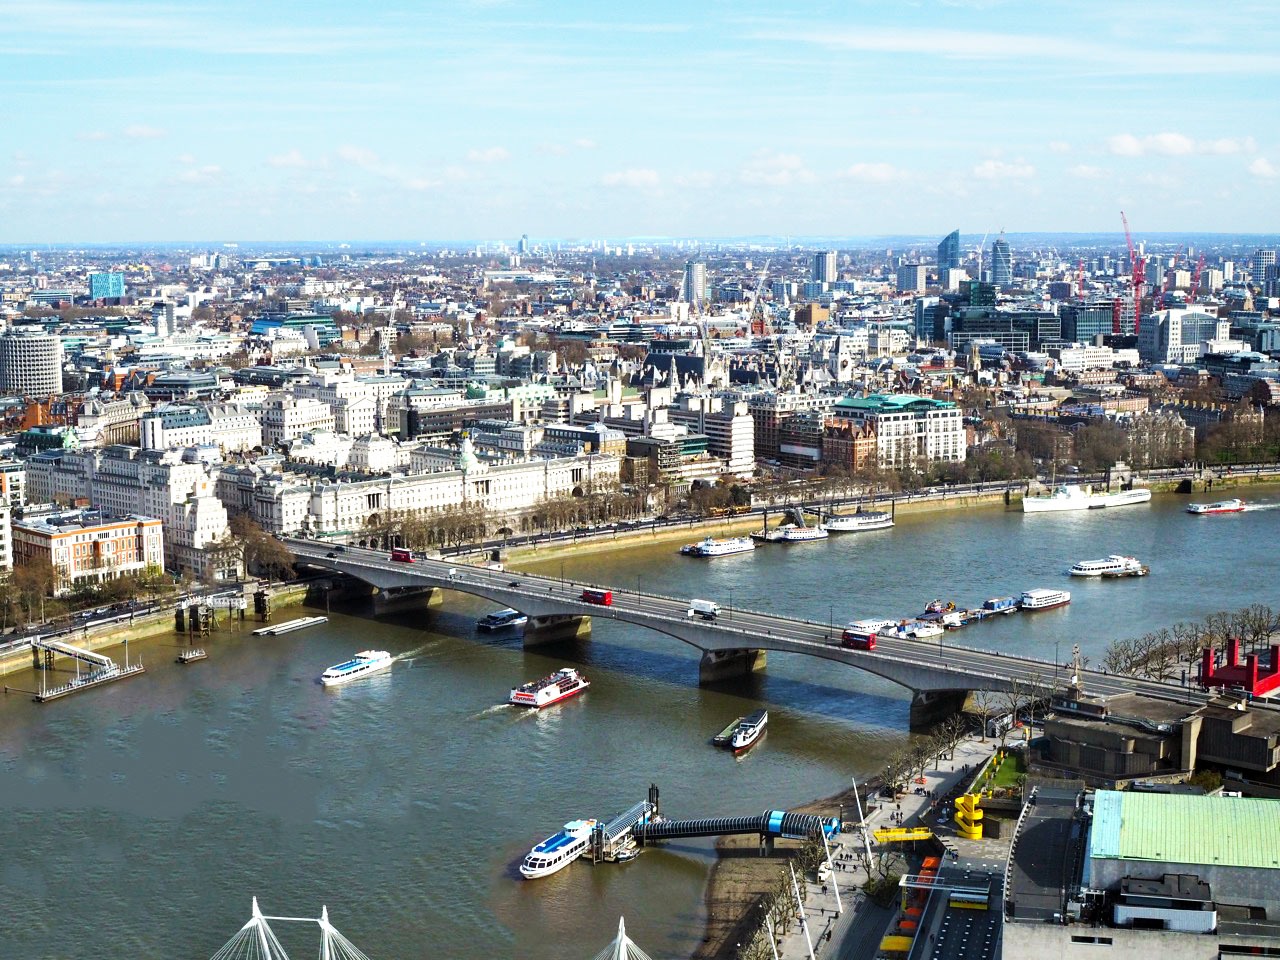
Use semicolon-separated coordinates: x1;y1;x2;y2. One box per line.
990;233;1012;287
0;329;62;397
517;234;530;255
812;250;837;284
896;264;927;294
937;230;961;271
683;260;707;304
1253;249;1276;285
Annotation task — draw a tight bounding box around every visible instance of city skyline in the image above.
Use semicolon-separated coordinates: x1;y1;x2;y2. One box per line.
2;0;1277;242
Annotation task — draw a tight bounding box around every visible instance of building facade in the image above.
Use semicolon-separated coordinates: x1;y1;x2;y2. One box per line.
0;328;62;397
12;510;164;594
832;394;966;468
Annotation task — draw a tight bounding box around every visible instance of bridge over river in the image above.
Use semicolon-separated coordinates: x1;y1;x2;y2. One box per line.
285;539;1220;725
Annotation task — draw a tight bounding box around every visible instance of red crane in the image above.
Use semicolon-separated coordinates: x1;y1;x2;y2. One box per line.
1189;253;1206;304
1120;211;1143;336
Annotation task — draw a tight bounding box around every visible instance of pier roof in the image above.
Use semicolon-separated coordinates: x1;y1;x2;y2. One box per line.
1090;790;1280;869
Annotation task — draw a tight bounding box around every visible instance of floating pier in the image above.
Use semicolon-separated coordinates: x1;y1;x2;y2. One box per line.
27;636;146;702
34;663;145;702
177;647;208;664
252;616;329;637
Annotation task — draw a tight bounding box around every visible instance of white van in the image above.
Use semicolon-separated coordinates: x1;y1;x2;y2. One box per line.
687;598;721;620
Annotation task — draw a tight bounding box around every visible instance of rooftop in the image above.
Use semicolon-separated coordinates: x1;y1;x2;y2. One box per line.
834;393;956;413
1090;790;1280;869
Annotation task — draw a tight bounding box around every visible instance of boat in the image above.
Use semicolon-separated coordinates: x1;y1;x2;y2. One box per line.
509;667;590;708
982;596;1019;614
1022;484;1152;513
1019;588;1072;611
778;523;828;542
252;616;329;637
750;527;787;544
1070;555;1147;577
730;709;768;752
713;716;744;746
900;621;944;639
176;648;207;664
822;511;894;532
477;608;528;632
519;818;598;879
1187;498;1246;515
680;536;757;558
320;650;394;687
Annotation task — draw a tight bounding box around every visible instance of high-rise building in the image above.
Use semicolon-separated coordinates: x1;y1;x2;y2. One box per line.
990;233;1012;287
517;234;530;255
89;271;125;300
1252;249;1276;286
896;264;927;294
683;260;707;305
812;250;837;284
937;230;961;271
0;329;62;397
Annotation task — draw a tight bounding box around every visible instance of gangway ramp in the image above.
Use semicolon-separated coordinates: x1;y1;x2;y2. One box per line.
592;799;657;862
31;636;116;670
637;810;838;845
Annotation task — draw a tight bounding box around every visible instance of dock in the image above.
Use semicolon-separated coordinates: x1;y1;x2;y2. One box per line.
34;663;145;702
252;616;329;637
177;647;208;664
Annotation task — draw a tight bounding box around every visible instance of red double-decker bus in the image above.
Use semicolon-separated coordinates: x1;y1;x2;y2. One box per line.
580;588;613;606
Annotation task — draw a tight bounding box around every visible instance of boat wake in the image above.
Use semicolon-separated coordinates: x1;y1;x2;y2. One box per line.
395;642;439;662
471;703;513;719
1243;503;1277;511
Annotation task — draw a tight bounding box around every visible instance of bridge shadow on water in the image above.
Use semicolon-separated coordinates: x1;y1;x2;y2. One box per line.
346;599;910;733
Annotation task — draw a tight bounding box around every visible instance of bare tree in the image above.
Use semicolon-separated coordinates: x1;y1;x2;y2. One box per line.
971;690;1001;742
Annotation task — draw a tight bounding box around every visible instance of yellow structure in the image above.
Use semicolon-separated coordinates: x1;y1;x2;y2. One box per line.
880;935;914;954
954;793;983;840
873;826;934;843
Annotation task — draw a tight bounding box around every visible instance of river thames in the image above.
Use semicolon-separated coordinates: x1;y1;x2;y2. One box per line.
1;490;1276;958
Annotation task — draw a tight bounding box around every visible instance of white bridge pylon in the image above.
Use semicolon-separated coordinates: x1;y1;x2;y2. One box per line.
210;897;374;960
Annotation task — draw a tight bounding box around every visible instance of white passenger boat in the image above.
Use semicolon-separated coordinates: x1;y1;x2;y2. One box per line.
1186;498;1246;515
477;608;528;632
680;536;757;558
900;621;944;639
509;667;590;708
1070;555;1146;577
519;818;598;879
320;650;394;687
730;709;768;752
1019;588;1072;611
1022;484;1151;513
822;511;894;532
778;523;828;542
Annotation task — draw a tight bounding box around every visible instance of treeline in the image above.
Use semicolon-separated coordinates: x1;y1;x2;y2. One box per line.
1102;604;1278;681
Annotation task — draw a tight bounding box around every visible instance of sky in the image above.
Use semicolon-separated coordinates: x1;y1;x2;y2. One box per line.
0;0;1277;243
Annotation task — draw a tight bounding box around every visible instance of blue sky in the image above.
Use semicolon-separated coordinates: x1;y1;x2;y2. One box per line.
1;0;1276;242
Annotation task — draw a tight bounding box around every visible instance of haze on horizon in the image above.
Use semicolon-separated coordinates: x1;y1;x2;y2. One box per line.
1;0;1276;243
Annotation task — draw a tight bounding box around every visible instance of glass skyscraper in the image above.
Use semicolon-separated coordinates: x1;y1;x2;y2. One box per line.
937;230;961;271
990;233;1012;287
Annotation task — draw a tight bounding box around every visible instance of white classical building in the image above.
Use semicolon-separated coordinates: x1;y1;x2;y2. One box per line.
141;402;263;453
216;446;621;537
23;445;237;581
831;393;966;467
261;394;337;446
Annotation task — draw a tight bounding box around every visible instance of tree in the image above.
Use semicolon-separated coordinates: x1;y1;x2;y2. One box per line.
229;514;296;580
970;690;1001;742
12;558;58;622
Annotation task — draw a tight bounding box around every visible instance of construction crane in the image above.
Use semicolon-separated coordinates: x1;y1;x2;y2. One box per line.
746;258;771;337
1077;259;1085;298
1189;253;1207;304
1120;211;1143;336
977;231;990;283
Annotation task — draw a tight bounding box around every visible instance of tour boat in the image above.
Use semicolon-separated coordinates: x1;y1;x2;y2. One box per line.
680;536;757;558
900;620;944;639
1022;484;1151;513
778;523;829;542
730;709;768;752
1019;588;1072;611
822;511;894;532
1070;555;1147;577
477;608;528;632
320;650;394;687
1186;499;1246;515
519;819;598;879
509;667;590;708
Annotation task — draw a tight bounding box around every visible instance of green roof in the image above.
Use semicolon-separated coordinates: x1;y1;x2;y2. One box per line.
1091;790;1280;869
835;393;956;413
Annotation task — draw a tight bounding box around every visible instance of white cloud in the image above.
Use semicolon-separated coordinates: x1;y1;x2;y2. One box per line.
124;124;165;140
673;171;719;188
740;150;813;187
1049;140;1072;154
177;164;221;184
7;175;25;187
466;146;510;164
1108;132;1256;157
573;138;598;149
1068;164;1107;180
268;148;310;169
337;145;380;168
76;130;110;142
176;152;196;165
842;162;904;183
403;176;441;191
972;159;1034;180
1249;157;1278;179
600;168;660;189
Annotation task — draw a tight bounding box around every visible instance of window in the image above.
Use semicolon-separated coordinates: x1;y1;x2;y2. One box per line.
1070;936;1113;945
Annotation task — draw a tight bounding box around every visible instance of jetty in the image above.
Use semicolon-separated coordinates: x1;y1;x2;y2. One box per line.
28;636;145;702
252;616;328;637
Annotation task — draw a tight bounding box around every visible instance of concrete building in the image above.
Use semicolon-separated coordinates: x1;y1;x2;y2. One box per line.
665;394;755;477
1139;309;1233;364
896;263;927;294
141;403;263;453
12;509;164;594
0;328;62;397
831;394;966;468
682;260;707;305
813;250;837;284
261;394;337;446
76;393;153;447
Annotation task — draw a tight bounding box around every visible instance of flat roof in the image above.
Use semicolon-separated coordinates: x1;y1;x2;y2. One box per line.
1091;791;1280;869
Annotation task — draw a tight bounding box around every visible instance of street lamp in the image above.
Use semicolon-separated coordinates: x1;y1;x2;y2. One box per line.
560;560;565;586
1054;640;1061;688
729;587;734;622
828;604;833;639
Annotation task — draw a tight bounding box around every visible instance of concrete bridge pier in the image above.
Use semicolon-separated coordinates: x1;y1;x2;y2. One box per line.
698;648;767;684
372;585;443;614
524;615;592;646
908;688;969;730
